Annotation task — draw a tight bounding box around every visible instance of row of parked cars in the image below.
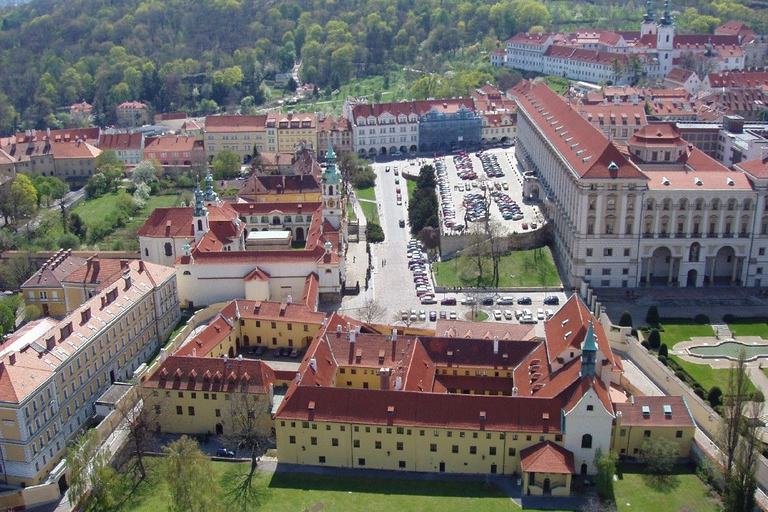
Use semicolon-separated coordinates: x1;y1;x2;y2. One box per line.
435;160;458;229
453;153;478;180
462;193;489;223
479;152;505;179
409;239;436;304
491;191;524;221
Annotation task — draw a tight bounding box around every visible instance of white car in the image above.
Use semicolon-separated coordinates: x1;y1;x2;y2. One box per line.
537;308;545;320
419;309;427;321
449;311;457;320
503;310;513;320
493;310;502;321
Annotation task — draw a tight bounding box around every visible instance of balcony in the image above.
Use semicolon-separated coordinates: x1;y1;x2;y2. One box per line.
707;233;718;238
658;233;670;239
675;233;686;238
723;233;733;238
691;233;702;238
739;233;750;238
642;233;654;239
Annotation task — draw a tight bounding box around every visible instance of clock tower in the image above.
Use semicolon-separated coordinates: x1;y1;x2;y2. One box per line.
322;141;342;230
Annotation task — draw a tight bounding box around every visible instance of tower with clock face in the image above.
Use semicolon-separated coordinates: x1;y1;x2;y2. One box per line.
322;141;342;230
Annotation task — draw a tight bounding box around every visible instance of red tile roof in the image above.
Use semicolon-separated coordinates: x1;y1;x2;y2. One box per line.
99;133;143;151
545;45;628;66
666;67;696;84
707;70;768;90
435;319;535;341
138;207;194;238
628;123;687;147
351;99;475;121
615;395;695;427
302;273;319;311
117;101;146;109
50;140;101;159
543;295;614;367
204;115;268;132
576;104;647;127
62;257;127;287
520;441;575;474
142;355;276;394
144;136;200;153
511;81;647;180
506;33;553;46
736;156;768;179
21;250;86;289
563;376;613;416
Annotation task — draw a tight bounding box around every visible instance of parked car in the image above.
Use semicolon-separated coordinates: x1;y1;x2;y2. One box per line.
439;310;447;319
449;311;457;320
440;298;457;306
216;448;236;458
461;297;477;305
290;349;299;358
429;311;437;321
419;310;427;321
421;297;437;305
503;310;513;320
517;296;532;305
254;346;264;356
493;310;502;321
497;297;515;305
481;297;495;306
543;296;560;305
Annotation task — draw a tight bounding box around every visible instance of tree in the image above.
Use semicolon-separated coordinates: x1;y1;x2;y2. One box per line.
69;212;87;240
213;149;242;180
594;448;618;500
224;388;273;510
395;310;415;329
645;305;660;327
658;343;668;358
8;174;38;221
67;429;111;508
359;297;385;324
115;392;161;479
58;233;80;250
722;349;761;512
618;311;633;328
84;173;110;199
639;436;677;475
133;183;151;208
708;386;723;408
417;226;440;253
23;304;42;323
0;304;14;336
163;436;222;512
463;227;491;287
0;252;36;290
647;329;661;350
131;160;159;186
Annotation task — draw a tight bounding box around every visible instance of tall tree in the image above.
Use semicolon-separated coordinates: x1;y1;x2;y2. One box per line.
67;429;111;508
358;297;385;324
212;149;242;180
163;436;222;512
8;174;38;222
116;392;161;479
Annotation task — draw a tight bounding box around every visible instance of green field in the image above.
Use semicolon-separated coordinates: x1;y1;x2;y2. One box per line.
358;201;380;226
355;186;376;202
614;465;720;512
122;460;519;512
407;178;417;202
657;321;715;345
433;247;561;288
727;320;768;338
670;355;756;395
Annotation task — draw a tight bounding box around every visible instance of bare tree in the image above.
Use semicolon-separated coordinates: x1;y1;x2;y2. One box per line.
0;252;36;290
359;297;385;324
115;390;162;479
677;52;718;79
722;349;762;512
395;310;415;329
485;218;508;288
463;226;490;287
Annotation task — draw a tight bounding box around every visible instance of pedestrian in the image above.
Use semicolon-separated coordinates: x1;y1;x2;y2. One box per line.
353;256;356;263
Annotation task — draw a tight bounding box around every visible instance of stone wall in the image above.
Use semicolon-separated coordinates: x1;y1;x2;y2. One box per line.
439;222;553;259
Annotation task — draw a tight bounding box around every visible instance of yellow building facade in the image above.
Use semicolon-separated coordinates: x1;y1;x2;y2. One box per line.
612;396;696;458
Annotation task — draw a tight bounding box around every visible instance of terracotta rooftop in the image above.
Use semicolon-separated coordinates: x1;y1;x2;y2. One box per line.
204;115;268;132
21;249;86;289
666;67;696;84
543;295;615;367
434;319;535;341
117;101;146;109
736;156;768;180
144;136;201;153
99;133;143;151
615;395;695;427
520;441;575;474
142;355;275;394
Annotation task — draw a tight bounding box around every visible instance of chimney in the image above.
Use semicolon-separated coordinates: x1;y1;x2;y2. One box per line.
123;270;131;290
392;329;398;342
46;336;55;351
493;336;499;355
309;358;317;372
380;368;391;390
394;376;402;390
349;330;356;344
269;382;274;406
286;294;292;304
9;354;16;365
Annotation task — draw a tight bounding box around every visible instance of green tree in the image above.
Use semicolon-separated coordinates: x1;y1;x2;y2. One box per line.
163;436;222;512
67;429;111;508
69;212;87;240
8;174;38;221
647;328;661;350
23;304;42;323
639;436;677;475
58;233;80;250
0;303;14;335
131;160;159;186
658;343;668;358
618;311;633;327
645;305;660;327
708;386;723;408
212;149;242;180
594;448;618;500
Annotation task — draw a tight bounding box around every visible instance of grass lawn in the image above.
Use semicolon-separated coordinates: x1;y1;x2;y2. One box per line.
358;201;380;226
434;247;561;288
123;459;519;512
355;185;376;202
347;206;357;222
670;355;756;395
407;178;417;202
614;464;720;512
727;320;768;339
658;321;715;347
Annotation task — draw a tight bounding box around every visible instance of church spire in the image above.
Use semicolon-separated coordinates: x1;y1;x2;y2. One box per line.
660;0;673;25
193;184;206;217
204;169;219;202
581;321;597;377
322;141;340;186
643;0;655;23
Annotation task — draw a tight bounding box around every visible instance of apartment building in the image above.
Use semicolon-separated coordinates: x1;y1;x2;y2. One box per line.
98;133;145;166
204;115;276;164
268;112;317;154
0;260;178;486
143;135;206;174
116;101;149;127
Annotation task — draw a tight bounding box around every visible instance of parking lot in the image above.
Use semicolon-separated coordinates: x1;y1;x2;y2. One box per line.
434;147;541;236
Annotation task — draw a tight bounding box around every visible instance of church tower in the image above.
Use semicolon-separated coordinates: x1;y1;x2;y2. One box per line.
657;0;675;75
322;141;341;230
192;184;209;244
640;0;657;36
581;321;597;377
203;169;221;205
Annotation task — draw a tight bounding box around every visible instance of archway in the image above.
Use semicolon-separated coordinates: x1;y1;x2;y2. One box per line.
501;136;510;144
389;146;398;154
648;246;673;285
244;335;250;346
380;147;387;155
228;346;235;358
244;155;252;164
409;145;417;153
712;246;737;285
368;148;377;156
358;149;367;156
296;227;305;242
543;478;551;495
399;146;408;153
216;423;223;435
688;242;700;262
687;269;698;287
581;463;588;475
235;337;241;351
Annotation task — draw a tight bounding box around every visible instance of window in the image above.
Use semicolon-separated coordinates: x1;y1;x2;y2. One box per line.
581;434;592;448
624;248;630;257
489;447;497;456
176;406;183;415
311;437;317;446
587;405;594;411
215;409;221;417
397;442;403;451
164;243;173;257
353;440;360;448
399;461;406;468
358;458;365;466
332;438;339;446
470;446;477;454
375;441;382;449
430;443;437;452
604;248;612;257
586;248;593;257
644;430;651;437
508;448;516;456
452;445;459;453
188;406;195;416
319;456;326;464
289;435;296;444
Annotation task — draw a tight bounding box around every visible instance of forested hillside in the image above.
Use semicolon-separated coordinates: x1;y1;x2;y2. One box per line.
0;0;765;134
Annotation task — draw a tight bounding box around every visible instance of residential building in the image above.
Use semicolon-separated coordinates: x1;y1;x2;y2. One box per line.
204;115;275;164
0;260;178;487
0;148;15;191
664;67;701;94
69;102;92;116
317;114;352;160
268;112;317;154
574;103;647;142
180;119;205;137
418;100;482;153
21;250;87;318
612;396;695;458
512;80;768;289
98;133;144;166
481;113;517;146
698;88;768;121
116;101;149;127
143;136;206;175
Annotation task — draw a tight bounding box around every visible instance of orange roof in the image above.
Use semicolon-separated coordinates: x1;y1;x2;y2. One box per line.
302;273;319;311
564;375;613;416
435;319;535;341
138;207;194;238
520;441;575;474
511;81;647;181
205;114;268;132
144;136;200;153
142;355;275;394
99;133;143;151
644;168;751;190
615;396;695;427
736;156;768;179
543;295;614;367
666;67;696;84
50;140;101;159
21;250;86;289
62;257;127;287
117;101;146;109
628;124;687;147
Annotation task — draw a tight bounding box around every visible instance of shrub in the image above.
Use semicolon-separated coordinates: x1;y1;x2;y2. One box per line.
693;313;710;324
640;340;650;350
618;311;633;327
648;328;661;350
645;305;660;327
708;386;723;408
658;343;668;358
630;328;638;338
723;313;737;324
23;305;42;322
658;355;667;366
674;370;686;381
694;387;706;399
57;233;80;250
367;223;385;243
751;390;765;403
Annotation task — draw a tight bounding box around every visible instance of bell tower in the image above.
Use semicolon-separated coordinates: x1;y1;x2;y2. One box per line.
641;0;657;37
322;141;341;230
657;0;675;76
192;184;209;244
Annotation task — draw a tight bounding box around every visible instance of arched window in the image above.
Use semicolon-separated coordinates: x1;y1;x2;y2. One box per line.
662;199;671;211
695;199;704;211
646;199;655;211
581;434;593;449
164;243;173;257
712;199;720;211
328;185;334;196
261;216;268;223
727;198;736;211
678;199;687;211
197;220;203;231
689;242;700;262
